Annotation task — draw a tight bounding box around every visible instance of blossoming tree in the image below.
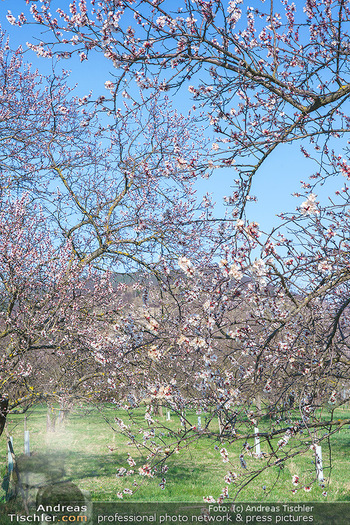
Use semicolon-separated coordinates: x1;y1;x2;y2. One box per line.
0;24;230;426
7;0;350;212
2;0;350;501
96;193;350;501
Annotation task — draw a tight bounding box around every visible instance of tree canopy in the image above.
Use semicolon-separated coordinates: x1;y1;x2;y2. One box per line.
1;0;350;503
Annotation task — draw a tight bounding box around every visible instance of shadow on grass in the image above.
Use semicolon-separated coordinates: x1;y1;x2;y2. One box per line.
62;449;128;480
13;449;130;482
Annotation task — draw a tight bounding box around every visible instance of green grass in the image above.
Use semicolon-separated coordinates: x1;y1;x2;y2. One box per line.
0;403;350;506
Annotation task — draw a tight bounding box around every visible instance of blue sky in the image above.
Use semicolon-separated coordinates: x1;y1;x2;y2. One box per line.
1;1;347;234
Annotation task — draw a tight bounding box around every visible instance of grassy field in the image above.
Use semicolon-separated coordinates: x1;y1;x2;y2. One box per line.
0;403;350;506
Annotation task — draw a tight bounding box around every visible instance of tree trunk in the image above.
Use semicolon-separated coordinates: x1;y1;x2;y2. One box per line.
57;409;69;426
0;395;9;437
46;405;56;432
255;394;262;413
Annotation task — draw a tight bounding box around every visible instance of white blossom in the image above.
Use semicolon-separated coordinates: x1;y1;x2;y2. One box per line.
229;263;243;280
318;260;332;273
6;12;17;25
300;193;319;215
178;256;195;276
104;80;115;91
